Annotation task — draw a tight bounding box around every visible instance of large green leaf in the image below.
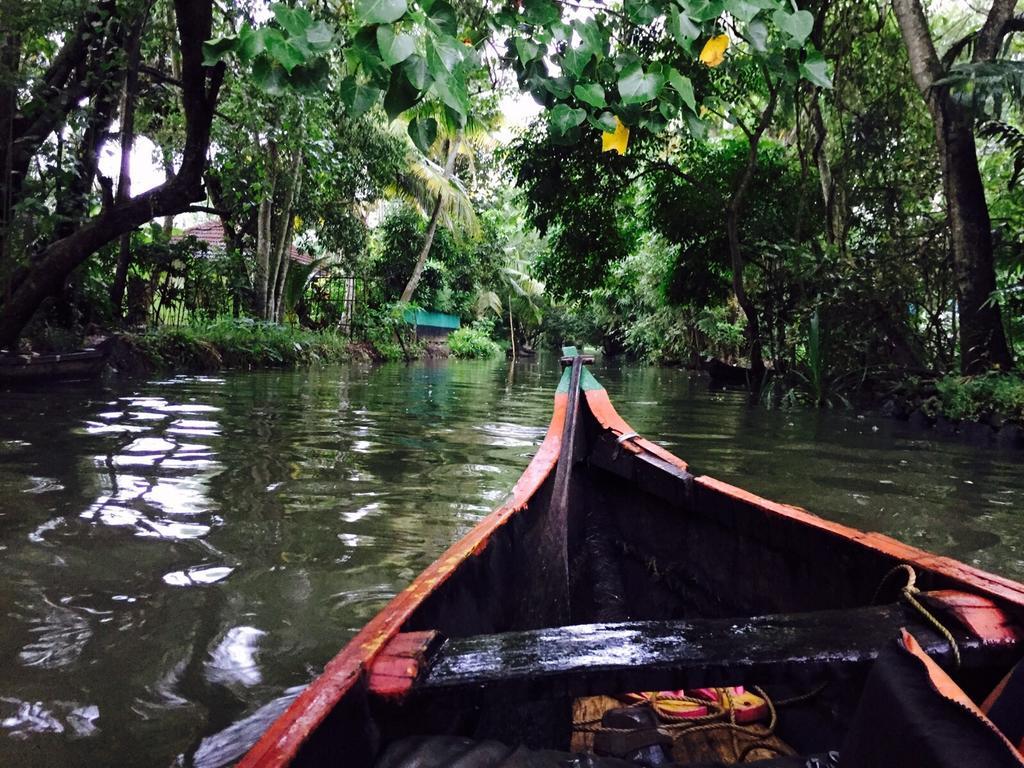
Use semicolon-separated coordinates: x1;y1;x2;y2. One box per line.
253;56;287;95
384;67;421;119
408;116;438;153
667;7;700;46
351;26;381;64
402;53;431;91
305;21;333;50
523;0;561;26
574;82;606;107
575;18;603;55
340;76;383;118
799;50;832;89
667;68;696;112
264;30;306;73
288;57;330;95
549;103;587;135
428;35;463;72
237;25;266;60
723;0;760;23
431;65;470;116
625;0;659;24
561;45;593;79
683;109;707;139
618;61;664;104
377;26;414;66
588;110;618;132
202;36;238;66
745;18;768;52
427;0;458;35
515;37;541;65
543;75;572;99
681;0;725;22
356;0;408;25
773;8;813;45
272;4;313;37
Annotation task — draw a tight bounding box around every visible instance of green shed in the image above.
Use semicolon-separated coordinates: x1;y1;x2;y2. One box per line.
403;309;461;341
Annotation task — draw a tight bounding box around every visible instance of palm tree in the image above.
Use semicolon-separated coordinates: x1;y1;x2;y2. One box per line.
389;109;490;304
478;257;548;358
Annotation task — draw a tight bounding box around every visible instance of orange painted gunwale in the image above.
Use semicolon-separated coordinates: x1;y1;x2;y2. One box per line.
242;381;1024;768
238;392;569;768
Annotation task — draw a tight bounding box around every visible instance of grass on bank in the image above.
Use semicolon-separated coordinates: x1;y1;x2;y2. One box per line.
127;319;352;370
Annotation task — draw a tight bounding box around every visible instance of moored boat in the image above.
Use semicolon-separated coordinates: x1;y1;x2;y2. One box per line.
0;347;107;385
238;350;1024;768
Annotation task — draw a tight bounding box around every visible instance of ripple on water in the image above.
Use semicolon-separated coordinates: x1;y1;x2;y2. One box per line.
17;598;92;669
162;565;235;587
0;699;99;739
22;476;65;494
205;626;266;688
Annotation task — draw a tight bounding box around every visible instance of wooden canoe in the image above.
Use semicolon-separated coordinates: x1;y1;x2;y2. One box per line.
238;356;1024;768
0;348;107;384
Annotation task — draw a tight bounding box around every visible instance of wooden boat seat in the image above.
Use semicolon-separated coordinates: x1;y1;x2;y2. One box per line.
372;602;1005;704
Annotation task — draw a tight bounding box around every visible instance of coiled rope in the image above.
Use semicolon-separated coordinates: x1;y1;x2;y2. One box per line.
872;563;961;669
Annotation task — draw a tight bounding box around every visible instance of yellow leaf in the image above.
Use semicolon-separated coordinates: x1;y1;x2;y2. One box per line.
602;117;629;155
293;215;303;231
700;34;730;68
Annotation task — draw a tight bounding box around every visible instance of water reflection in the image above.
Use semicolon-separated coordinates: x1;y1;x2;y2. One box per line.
0;361;1021;767
79;397;224;543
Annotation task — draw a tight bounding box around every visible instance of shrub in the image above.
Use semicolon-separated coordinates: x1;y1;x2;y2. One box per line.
935;373;1024;424
448;326;501;358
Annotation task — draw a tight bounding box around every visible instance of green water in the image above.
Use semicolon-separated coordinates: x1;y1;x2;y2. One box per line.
1;357;1022;766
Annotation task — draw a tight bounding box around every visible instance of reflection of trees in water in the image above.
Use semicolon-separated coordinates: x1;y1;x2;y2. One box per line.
81;395;224;544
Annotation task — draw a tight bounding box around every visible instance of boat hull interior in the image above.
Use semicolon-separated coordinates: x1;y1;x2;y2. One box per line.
240;368;1024;768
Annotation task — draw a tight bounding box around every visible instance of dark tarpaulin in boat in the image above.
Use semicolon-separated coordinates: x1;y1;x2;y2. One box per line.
839;632;1024;768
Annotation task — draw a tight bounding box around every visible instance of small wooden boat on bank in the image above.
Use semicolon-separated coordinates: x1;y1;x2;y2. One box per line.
0;347;107;385
240;350;1024;768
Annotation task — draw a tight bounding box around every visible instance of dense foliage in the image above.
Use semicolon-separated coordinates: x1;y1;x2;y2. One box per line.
1;0;1023;421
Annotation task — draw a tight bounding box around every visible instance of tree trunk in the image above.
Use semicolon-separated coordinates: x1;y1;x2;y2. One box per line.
935;104;1013;372
0;34;22;286
269;147;303;321
892;0;1015;372
400;134;461;304
254;141;278;319
110;1;154;316
401;194;444;305
726;88;778;388
0;0;224;349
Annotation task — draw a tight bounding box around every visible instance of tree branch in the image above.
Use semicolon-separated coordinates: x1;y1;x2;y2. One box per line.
974;0;1019;62
892;0;944;93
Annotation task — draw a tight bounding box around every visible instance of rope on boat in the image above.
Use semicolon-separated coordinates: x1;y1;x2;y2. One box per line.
872;563;961;669
570;682;836;762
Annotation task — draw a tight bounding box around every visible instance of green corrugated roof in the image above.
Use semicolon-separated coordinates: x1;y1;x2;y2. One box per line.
403;309;461;330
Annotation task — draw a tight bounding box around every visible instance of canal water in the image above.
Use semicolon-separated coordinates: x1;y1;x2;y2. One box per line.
1;357;1022;766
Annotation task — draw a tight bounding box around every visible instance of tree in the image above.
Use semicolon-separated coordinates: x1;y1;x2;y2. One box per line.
399;130;464;303
892;0;1016;372
0;0;224;348
205;77;404;321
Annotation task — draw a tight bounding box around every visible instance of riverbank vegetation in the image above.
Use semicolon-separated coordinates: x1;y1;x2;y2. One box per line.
1;0;1022;426
113;319;353;372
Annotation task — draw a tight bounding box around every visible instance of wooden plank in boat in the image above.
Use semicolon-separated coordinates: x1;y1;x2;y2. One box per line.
394;604;1018;703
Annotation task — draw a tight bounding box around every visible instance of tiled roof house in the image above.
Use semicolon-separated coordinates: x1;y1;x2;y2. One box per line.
172;219;311;265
